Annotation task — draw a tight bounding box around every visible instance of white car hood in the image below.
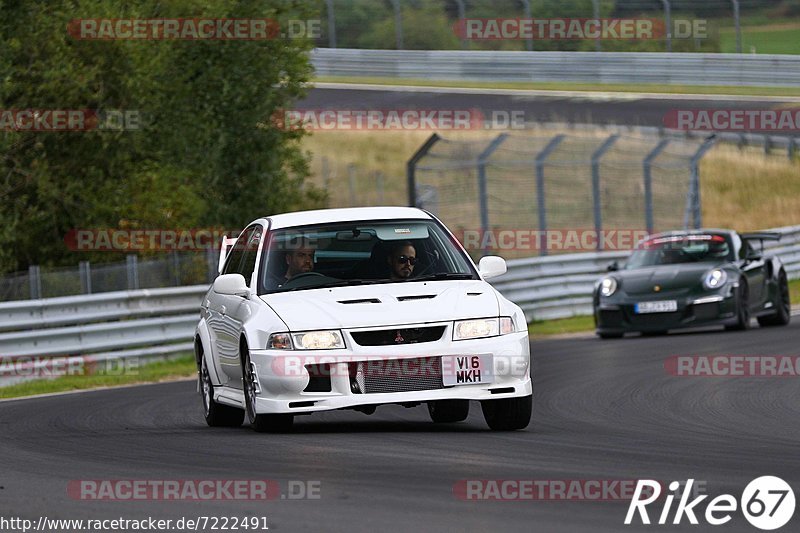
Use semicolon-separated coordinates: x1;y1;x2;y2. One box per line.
261;280;499;330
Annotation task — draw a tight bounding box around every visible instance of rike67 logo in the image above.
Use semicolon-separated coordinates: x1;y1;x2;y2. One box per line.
625;477;795;530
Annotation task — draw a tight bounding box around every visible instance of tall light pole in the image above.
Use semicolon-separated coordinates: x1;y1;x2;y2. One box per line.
660;0;672;52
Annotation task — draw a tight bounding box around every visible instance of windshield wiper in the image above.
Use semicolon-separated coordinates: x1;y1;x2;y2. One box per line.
412;272;476;282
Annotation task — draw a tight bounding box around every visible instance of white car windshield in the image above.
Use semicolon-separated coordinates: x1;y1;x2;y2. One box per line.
259;219;478;294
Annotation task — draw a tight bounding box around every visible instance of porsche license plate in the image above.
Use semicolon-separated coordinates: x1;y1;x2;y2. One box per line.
442;355;493;386
635;300;678;314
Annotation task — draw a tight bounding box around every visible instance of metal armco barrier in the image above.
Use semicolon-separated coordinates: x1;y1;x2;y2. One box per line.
311;49;800;88
1;225;798;386
490;225;800;322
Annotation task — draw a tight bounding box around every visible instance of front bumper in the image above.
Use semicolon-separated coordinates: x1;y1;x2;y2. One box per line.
224;329;531;414
595;291;738;334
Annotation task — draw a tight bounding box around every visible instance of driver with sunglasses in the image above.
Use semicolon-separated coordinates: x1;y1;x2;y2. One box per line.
387;241;417;280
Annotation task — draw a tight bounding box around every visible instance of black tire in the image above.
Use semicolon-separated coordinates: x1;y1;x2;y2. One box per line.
200;356;244;428
598;332;624;339
642;330;668;337
481;395;532;431
758;270;791;327
428;399;470;423
725;281;750;331
241;344;293;433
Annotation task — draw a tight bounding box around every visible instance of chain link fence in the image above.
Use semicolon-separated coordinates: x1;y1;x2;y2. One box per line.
0;251;220;302
409;130;716;259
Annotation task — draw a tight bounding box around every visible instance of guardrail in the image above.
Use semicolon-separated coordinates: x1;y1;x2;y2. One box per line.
311;49;800;88
490;225;800;322
2;224;798;386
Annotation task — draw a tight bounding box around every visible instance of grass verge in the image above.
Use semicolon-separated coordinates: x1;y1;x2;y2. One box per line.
313;76;800;98
0;355;196;400
529;279;800;338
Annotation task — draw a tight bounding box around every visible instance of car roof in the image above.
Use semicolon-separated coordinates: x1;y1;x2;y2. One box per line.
263;206;432;230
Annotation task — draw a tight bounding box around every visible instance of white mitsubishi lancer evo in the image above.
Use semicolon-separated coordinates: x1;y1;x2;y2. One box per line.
194;207;532;432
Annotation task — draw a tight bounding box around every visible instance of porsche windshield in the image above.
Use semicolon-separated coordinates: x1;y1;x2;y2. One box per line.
259;219;477;293
625;234;733;269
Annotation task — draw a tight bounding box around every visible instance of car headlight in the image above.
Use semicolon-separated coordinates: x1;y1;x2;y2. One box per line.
453;317;514;340
267;333;292;350
292;330;345;350
703;269;728;290
600;277;618;297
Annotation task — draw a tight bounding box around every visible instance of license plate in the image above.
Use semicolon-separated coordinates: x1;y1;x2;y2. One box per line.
635;300;678;314
442;355;493;386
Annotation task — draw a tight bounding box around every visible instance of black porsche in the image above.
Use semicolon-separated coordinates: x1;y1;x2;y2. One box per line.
593;229;791;338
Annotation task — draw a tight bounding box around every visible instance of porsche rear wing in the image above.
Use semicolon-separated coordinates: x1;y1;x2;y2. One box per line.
741;232;782;242
217;235;239;274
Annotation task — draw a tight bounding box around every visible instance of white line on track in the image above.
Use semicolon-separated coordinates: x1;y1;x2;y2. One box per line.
312;82;800;103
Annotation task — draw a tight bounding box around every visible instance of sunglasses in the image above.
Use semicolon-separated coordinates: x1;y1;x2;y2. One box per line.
396;255;417;265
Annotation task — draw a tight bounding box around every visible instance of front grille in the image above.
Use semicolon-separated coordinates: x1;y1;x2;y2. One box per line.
350;326;446;346
349;356;444;394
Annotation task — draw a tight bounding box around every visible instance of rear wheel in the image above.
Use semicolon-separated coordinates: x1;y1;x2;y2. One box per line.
428;399;469;423
200;356;244;428
758;270;791;327
241;344;293;433
725;281;750;331
481;395;532;431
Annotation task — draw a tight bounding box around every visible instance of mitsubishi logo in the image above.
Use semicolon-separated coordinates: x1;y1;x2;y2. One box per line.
394;331;405;343
654;285;662;292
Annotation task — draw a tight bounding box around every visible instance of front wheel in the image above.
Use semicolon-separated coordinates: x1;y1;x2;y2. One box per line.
758;270;791;327
241;345;293;433
428;399;469;423
725;281;750;331
200;357;244;428
481;395;532;431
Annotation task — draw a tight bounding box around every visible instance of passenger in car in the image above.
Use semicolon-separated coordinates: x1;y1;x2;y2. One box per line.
387;241;417;280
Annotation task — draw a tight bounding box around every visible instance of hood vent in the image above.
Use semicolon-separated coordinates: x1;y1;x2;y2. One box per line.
397;294;436;302
467;292;482;296
338;298;381;304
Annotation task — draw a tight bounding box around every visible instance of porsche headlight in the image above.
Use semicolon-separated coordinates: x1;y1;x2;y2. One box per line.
453;317;514;340
703;269;728;290
292;330;345;350
600;277;618;297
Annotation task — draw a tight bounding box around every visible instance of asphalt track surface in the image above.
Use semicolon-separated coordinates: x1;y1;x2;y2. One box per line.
303;85;800;130
2;320;799;532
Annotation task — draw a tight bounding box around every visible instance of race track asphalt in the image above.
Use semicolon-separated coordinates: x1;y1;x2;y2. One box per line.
1;321;799;532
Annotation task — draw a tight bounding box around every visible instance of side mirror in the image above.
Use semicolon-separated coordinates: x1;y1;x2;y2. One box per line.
607;261;619;272
478;256;507;280
213;274;249;297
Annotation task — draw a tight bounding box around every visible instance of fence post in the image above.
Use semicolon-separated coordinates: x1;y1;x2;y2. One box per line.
126;254;139;290
455;0;467;49
407;133;440;207
591;134;619;250
643;139;670;234
535;135;566;256
172;251;181;286
347;163;357;206
592;0;601;52
686;137;717;229
731;0;742;53
29;265;41;299
206;246;218;282
660;0;672;52
520;0;532;51
326;0;336;48
79;261;92;294
391;0;403;49
477;134;509;255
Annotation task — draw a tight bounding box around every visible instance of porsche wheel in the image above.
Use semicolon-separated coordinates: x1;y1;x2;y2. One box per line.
725;281;750;331
481;395;532;431
428;400;469;423
200;356;244;428
241;344;293;433
758;270;791;327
